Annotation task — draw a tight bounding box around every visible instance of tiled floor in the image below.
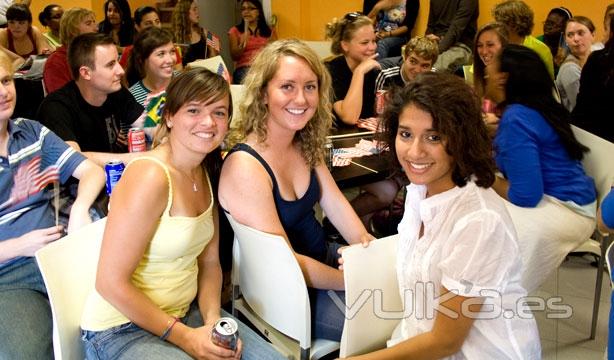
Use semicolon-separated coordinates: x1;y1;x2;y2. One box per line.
533;254;610;359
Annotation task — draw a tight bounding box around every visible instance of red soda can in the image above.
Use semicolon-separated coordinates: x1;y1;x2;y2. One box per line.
211;317;239;350
375;89;387;116
128;127;146;152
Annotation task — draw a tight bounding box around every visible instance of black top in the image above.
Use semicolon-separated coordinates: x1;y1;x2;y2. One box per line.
572;49;614;142
325;55;379;128
426;0;478;52
226;143;328;261
37;81;143;152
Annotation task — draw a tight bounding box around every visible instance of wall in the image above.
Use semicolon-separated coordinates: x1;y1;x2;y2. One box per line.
272;0;610;43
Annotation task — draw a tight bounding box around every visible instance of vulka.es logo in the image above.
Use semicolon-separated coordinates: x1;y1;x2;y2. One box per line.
328;281;573;321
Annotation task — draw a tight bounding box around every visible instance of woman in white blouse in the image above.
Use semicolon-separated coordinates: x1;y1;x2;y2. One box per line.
343;72;541;359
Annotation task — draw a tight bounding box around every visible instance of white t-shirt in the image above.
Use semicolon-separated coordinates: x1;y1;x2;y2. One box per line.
0;0;12;25
388;181;541;359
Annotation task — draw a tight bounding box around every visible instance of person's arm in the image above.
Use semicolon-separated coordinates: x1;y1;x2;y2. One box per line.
315;164;373;246
0;226;64;263
367;0;403;20
346;287;479;360
437;0;477;52
598;190;614;233
332;55;380;125
228;27;246;61
556;63;581;112
31;26;55;54
0;45;24;70
66;158;105;233
219;151;345;290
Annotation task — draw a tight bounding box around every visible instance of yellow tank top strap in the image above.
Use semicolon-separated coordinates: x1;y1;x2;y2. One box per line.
126;156;174;215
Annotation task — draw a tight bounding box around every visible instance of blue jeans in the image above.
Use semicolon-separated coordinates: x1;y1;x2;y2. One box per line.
82;306;285;360
310;242;346;341
0;257;53;360
376;36;407;59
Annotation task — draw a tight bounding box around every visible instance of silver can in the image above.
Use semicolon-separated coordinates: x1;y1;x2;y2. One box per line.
324;137;334;170
211;317;239;350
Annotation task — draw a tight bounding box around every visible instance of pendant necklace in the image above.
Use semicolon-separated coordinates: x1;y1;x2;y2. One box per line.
177;167;199;192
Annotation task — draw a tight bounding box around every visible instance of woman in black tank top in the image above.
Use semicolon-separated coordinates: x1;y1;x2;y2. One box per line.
219;39;374;342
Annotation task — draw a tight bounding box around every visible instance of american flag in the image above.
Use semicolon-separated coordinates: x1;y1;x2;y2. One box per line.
0;155;59;210
216;62;231;83
206;30;221;52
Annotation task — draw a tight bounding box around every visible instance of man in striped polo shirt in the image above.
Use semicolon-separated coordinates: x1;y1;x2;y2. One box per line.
0;50;106;358
375;35;439;92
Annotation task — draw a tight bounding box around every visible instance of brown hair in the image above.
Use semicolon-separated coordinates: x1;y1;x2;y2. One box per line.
473;22;509;98
324;13;373;56
227;39;333;168
403;35;439;63
381;72;495;188
67;33;115;80
492;0;534;37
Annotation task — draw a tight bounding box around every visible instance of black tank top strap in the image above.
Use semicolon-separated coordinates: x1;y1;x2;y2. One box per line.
227;143;279;189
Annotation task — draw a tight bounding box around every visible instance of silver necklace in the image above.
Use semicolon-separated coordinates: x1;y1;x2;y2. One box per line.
177;167;199;192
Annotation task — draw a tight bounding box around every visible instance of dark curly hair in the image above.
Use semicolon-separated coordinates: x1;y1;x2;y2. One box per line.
380;72;496;188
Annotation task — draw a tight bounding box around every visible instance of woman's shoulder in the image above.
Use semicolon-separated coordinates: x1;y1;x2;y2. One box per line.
228;26;241;35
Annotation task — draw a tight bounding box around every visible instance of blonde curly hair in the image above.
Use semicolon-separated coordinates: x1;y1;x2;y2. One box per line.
227;39;333;168
325;13;373;55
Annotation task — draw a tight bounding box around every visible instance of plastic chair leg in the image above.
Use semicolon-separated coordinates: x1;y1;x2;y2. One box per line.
591;233;610;339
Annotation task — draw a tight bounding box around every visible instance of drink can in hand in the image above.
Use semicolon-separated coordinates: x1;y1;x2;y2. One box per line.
211;317;239;350
128;127;146;152
375;89;387;116
104;160;125;195
324;138;333;170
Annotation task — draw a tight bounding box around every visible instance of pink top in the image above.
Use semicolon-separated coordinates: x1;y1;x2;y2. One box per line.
228;26;269;69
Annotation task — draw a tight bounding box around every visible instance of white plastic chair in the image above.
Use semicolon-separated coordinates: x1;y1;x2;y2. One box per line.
35;217;107;360
571;125;614;339
339;234;401;357
227;213;339;360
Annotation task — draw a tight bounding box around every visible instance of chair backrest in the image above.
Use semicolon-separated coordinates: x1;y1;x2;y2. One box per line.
226;214;312;348
339;234;401;358
35;218;107;360
572;125;614;204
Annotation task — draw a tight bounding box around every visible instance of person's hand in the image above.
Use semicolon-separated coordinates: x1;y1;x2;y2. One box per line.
376;31;385;40
17;226;64;256
182;324;242;360
359;232;375;247
337;245;349;271
67;203;93;234
483;112;499;125
355;54;381;75
41;48;52;56
426;34;440;42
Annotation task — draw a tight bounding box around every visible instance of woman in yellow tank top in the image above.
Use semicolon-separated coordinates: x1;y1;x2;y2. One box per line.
80;68;284;359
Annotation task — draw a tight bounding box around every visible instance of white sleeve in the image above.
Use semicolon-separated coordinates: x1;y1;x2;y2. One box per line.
438;209;518;297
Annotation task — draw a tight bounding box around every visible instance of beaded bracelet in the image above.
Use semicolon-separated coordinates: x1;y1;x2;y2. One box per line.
160;317;180;341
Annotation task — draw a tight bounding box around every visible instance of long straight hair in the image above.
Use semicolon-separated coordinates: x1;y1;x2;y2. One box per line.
499;44;588;160
234;0;271;37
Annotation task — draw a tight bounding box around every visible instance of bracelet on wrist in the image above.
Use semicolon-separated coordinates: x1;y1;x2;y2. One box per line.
160;317;180;341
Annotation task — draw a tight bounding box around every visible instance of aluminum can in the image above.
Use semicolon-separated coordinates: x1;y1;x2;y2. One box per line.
104;160;125;195
211;317;239;350
375;89;387;116
128;127;146;152
324;137;334;170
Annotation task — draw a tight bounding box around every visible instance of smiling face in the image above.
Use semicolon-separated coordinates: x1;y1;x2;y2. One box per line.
264;55;319;134
402;53;432;82
168;95;229;156
0;63;15;123
341;24;377;64
395;104;454;197
565;21;595;58
106;1;121;25
136;11;161;32
476;29;503;66
145;42;176;81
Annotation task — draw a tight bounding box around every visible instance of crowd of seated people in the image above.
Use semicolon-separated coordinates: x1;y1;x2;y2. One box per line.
1;0;614;358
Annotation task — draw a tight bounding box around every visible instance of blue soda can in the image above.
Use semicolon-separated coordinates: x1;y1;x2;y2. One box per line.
104;160;125;195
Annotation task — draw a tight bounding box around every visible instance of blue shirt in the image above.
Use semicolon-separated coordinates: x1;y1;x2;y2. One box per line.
494;104;595;207
601;189;614;229
0;118;85;268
